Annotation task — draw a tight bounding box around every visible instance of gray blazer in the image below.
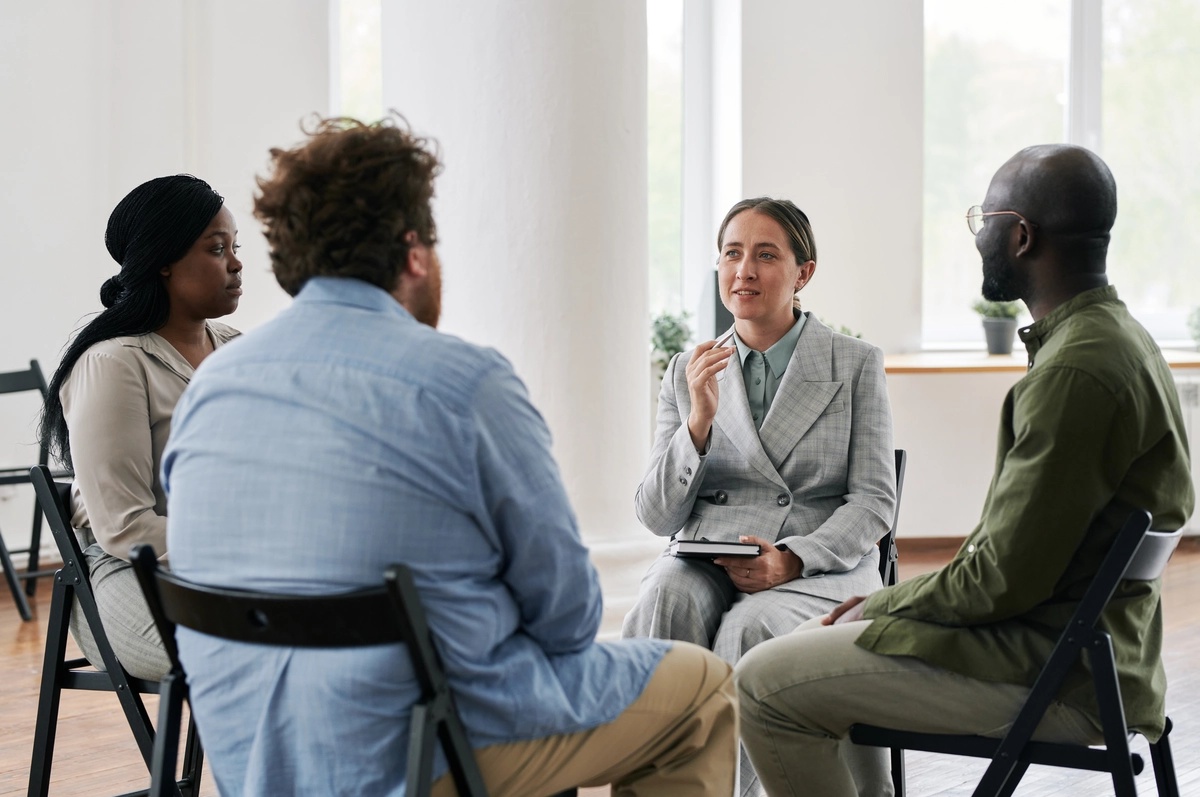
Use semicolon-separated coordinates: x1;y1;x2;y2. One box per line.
635;313;897;601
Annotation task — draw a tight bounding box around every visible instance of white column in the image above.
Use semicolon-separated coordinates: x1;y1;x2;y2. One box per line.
381;1;653;558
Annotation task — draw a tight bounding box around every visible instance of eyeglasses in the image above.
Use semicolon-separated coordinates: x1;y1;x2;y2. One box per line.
966;205;1038;236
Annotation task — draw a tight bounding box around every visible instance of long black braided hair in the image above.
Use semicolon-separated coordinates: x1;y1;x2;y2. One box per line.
39;175;224;469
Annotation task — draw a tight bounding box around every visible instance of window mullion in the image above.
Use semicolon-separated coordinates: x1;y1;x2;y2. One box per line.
1067;0;1104;152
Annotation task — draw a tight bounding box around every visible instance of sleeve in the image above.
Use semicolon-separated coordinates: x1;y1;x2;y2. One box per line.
472;359;602;655
777;345;897;576
60;348;166;560
633;350;709;536
862;366;1125;626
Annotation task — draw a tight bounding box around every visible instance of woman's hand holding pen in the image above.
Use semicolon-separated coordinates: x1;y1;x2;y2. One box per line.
685;335;734;452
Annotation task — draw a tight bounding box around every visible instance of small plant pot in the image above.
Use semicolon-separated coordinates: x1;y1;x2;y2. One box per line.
981;317;1018;355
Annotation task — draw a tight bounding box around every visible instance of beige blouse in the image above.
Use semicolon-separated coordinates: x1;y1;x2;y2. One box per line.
60;322;239;561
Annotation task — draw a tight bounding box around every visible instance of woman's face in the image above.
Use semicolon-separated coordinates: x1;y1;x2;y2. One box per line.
718;210;812;331
160;206;243;322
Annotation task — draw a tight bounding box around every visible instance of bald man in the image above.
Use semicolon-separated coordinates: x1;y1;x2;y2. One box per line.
734;145;1195;797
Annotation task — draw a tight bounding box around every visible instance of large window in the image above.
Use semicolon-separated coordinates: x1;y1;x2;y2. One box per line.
922;0;1069;344
1102;0;1200;341
923;0;1200;345
333;0;382;123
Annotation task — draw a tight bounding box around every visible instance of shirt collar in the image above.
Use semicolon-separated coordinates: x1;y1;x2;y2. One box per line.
1018;284;1119;361
293;276;415;322
733;311;807;378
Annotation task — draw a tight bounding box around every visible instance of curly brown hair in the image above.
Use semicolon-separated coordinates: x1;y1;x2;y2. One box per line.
254;115;443;296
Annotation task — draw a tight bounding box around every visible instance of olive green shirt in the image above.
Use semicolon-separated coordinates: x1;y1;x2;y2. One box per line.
858;286;1194;740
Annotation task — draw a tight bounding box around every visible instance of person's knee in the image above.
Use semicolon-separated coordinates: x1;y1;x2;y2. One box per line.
675;644;738;745
622;566;728;642
712;611;774;662
732;633;788;711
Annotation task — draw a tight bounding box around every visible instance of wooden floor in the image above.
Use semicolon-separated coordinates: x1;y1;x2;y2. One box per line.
2;542;1199;796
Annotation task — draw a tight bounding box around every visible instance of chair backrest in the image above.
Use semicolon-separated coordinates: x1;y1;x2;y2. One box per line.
1;360;51;468
131;547;445;700
878;449;907;587
0;359;49;397
29;466;85;567
131;545;486;795
1123;528;1182;582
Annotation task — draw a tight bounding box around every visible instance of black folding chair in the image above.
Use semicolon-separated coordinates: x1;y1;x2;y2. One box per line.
850;506;1182;797
872;448;908;792
133;545;579;797
27;465;202;797
0;360;67;619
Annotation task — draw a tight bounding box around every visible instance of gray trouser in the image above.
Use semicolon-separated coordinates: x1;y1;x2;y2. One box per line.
622;551;865;797
68;543;170;681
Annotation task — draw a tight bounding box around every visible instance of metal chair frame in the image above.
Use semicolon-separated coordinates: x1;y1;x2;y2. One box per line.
875;448;908;793
0;360;67;619
851;507;1182;797
27;465;202;797
132;545;505;797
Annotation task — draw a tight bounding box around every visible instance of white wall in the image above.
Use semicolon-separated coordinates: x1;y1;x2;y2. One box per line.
0;0;330;551
888;370;1022;538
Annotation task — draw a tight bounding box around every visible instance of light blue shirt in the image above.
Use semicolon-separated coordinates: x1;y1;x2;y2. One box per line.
163;277;668;796
732;312;807;429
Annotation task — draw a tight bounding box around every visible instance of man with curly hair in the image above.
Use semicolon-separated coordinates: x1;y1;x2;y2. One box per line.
161;116;737;796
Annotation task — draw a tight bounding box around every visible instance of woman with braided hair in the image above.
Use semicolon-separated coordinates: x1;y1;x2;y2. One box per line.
39;175;243;679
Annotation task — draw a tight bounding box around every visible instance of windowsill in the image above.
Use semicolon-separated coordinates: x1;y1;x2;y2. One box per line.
885;349;1200;374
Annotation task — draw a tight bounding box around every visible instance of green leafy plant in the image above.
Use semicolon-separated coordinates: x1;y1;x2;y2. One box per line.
971;298;1024;319
651;310;691;371
1188;307;1200;348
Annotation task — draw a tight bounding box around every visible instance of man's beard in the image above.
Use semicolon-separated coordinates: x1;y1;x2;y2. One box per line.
410;269;442;328
981;248;1025;302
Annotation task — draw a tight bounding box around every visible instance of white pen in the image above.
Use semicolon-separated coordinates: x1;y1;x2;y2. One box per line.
714;329;736;381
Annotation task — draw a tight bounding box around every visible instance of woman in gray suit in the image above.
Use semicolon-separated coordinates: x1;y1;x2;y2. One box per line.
622;197;896;796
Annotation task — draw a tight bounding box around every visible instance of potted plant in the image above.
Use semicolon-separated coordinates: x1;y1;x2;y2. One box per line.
651;310;691;374
972;298;1024;355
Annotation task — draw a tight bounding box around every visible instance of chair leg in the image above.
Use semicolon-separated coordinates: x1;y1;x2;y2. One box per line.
994;761;1030;797
27;579;72;797
72;582;158;768
1149;718;1179;797
438;709;488;797
890;746;905;797
407;703;438;797
972;755;1023;796
149;671;187;797
178;713;205;797
0;525;33;621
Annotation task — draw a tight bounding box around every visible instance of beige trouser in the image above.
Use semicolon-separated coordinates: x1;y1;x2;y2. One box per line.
431;643;738;797
735;619;1104;797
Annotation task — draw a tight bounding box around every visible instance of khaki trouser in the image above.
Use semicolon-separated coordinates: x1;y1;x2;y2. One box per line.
735;619;1103;797
431;643;737;797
